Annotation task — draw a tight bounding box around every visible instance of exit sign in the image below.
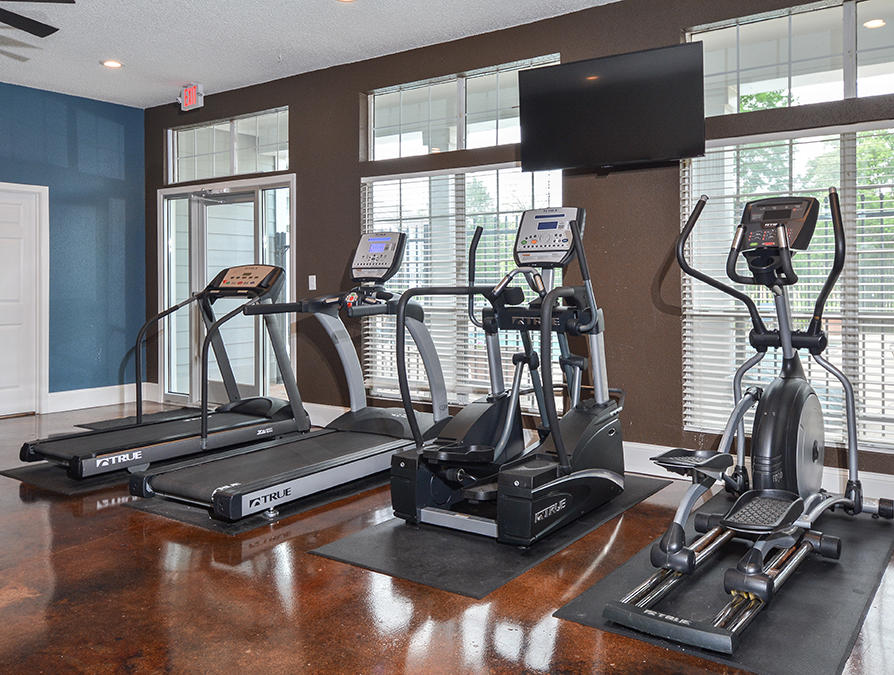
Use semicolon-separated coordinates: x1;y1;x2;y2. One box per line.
179;83;204;111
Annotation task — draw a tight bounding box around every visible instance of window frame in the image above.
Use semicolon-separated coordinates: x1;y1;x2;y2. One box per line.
166;106;289;185
689;0;892;116
366;55;559;160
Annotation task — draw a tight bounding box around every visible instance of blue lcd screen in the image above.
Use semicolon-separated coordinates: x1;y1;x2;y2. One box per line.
369;243;386;253
537;222;559;230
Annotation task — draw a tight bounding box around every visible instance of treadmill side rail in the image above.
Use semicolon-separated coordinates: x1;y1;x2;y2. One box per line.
75;418;299;477
211;440;406;519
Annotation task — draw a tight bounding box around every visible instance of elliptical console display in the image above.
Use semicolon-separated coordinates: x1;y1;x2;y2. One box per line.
514;207;584;267
351;233;406;282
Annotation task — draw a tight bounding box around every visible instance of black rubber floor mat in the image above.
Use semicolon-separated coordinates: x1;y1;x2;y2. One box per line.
76;407;197;430
126;472;390;535
554;491;894;675
309;475;670;599
0;463;128;495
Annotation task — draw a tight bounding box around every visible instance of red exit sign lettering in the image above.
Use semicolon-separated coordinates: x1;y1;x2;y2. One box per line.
179;84;204;111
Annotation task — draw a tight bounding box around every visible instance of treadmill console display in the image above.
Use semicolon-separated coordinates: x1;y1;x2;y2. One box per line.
513;207;585;268
740;197;819;251
208;265;283;296
351;232;407;282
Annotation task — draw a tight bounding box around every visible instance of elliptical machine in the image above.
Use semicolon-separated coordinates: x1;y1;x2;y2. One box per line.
390;207;625;546
604;188;894;654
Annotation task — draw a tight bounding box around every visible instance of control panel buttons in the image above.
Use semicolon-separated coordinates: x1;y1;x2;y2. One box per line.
215;265;277;291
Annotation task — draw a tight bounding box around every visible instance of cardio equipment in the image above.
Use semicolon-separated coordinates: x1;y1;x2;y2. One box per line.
20;265;310;479
604;188;894;654
391;207;625;546
130;233;451;521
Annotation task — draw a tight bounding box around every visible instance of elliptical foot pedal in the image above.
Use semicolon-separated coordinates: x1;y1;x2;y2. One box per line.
720;489;803;534
651;449;734;477
462;481;499;502
423;443;496;463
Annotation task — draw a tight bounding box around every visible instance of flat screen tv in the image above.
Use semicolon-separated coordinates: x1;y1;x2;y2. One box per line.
519;42;705;173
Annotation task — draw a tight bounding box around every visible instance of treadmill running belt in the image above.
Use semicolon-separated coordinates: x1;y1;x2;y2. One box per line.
31;412;263;460
148;431;400;503
76;407;198;430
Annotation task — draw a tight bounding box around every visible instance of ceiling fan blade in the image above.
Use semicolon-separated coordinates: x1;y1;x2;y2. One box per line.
0;48;30;62
0;8;59;37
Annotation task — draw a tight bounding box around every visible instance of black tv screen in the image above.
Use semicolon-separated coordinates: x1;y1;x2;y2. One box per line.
519;43;705;173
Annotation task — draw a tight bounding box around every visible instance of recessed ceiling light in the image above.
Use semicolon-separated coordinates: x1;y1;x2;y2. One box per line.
586;75;600;81
863;18;886;29
102;59;123;68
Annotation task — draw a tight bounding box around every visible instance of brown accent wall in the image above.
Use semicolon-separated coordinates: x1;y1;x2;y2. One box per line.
144;0;894;473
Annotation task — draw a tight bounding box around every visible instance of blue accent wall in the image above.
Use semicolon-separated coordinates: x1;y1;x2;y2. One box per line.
0;82;145;392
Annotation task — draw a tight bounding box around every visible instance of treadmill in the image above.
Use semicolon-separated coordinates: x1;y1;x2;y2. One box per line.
20;264;312;479
130;232;451;521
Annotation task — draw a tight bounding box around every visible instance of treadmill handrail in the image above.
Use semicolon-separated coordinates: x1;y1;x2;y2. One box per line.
200;296;264;442
135;267;285;424
245;297;426;322
134;292;199;424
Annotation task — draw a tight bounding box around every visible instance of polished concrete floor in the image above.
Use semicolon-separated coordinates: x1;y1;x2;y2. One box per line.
0;404;891;674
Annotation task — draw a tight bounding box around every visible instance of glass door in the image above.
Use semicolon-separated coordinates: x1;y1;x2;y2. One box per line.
203;193;259;401
161;181;292;406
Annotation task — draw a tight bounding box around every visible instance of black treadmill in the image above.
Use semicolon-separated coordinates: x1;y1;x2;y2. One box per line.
130;232;451;521
20;264;312;479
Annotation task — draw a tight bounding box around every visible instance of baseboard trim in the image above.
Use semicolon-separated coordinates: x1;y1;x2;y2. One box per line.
623;441;894;500
43;383;161;414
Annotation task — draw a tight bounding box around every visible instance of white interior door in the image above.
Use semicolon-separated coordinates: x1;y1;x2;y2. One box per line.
0;186;39;416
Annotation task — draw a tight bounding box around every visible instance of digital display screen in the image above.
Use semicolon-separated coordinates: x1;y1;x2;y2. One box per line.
519;42;704;172
369;237;391;241
762;209;791;222
369;243;386;253
537;222;559;230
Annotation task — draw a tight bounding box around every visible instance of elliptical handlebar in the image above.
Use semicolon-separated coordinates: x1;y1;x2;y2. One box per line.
725;225;753;285
540;286;576;475
467;226;485;329
397;285;500;447
678;195;768;335
808;187;846;335
567;216;599;333
774;224;800;286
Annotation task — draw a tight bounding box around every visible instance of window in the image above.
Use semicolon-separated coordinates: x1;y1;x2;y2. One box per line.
368;55;558;160
692;0;894;117
858;0;894;97
360;166;563;406
168;107;288;183
681;125;894;451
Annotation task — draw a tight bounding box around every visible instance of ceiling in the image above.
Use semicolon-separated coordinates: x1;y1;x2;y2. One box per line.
0;0;617;109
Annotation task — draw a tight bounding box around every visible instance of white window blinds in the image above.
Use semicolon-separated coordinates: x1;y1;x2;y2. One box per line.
360;166;563;407
681;125;894;451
